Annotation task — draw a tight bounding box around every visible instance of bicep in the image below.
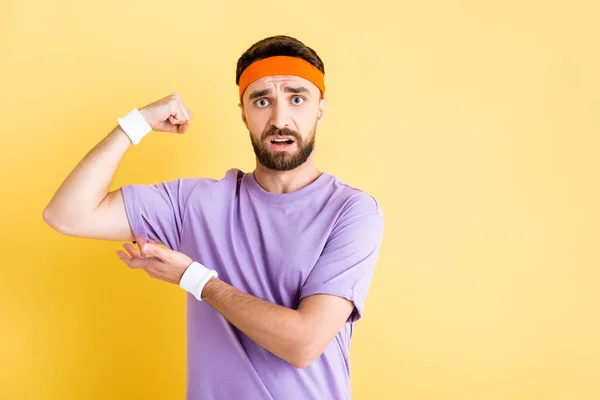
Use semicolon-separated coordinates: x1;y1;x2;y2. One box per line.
66;188;135;241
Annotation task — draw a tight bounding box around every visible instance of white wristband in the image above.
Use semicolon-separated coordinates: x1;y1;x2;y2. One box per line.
117;108;152;145
179;261;218;301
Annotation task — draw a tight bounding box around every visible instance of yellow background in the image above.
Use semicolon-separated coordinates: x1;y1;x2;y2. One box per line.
2;0;599;399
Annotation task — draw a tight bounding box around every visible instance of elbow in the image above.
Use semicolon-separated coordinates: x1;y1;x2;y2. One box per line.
289;341;321;369
42;207;69;235
42;207;57;229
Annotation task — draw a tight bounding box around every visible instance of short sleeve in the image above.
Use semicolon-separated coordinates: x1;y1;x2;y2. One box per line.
299;194;384;323
120;178;202;251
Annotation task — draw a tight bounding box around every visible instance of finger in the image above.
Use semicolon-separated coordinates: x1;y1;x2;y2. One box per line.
118;250;145;270
128;257;146;270
182;104;193;120
116;250;132;266
123;243;142;259
141;242;156;258
177;122;189;134
139;237;158;259
169;109;185;125
141;243;168;260
139;237;156;258
175;105;191;124
181;104;192;121
136;236;147;253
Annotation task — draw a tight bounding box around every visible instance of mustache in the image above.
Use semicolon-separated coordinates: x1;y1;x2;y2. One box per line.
262;126;300;141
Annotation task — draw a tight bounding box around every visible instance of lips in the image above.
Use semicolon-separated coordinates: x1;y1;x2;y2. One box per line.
268;139;296;151
268;136;296;144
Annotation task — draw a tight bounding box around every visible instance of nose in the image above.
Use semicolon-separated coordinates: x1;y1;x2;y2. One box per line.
269;99;291;129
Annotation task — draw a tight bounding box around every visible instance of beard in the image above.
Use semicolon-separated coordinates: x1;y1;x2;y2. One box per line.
250;122;316;171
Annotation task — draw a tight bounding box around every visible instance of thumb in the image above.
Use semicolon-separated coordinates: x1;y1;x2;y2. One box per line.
142;243;167;259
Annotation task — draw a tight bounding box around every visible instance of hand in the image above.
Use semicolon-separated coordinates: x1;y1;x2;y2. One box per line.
116;236;194;285
138;92;193;134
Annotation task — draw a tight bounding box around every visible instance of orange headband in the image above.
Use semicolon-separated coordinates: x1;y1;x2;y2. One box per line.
238;56;325;102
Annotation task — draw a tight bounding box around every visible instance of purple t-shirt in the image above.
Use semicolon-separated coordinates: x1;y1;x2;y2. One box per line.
121;168;384;400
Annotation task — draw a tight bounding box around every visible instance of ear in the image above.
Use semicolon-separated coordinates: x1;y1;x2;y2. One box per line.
316;97;327;126
238;102;248;129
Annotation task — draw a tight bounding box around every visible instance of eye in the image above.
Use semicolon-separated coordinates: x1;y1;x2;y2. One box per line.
291;96;304;105
255;99;270;108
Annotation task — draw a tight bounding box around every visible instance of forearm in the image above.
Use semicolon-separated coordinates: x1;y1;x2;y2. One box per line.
201;278;311;368
43;125;132;229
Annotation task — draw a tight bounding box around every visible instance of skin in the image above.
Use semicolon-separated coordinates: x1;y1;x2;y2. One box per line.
240;74;326;194
116;74;355;369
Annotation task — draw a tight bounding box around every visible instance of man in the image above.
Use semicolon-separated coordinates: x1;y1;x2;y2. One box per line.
43;35;384;400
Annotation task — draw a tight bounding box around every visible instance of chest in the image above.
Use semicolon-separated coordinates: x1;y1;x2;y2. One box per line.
180;202;335;306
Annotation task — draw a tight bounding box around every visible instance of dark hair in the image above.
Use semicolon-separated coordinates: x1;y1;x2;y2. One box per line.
235;35;325;86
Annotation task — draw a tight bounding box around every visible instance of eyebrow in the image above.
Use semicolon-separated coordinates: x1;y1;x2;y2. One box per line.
248;86;311;100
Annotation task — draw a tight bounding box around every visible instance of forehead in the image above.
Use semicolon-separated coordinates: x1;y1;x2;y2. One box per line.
244;75;319;97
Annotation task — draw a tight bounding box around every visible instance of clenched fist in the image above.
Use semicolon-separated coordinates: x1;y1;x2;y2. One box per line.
139;92;193;134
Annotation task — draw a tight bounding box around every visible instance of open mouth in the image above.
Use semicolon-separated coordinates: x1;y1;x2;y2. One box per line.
270;138;294;145
268;137;296;151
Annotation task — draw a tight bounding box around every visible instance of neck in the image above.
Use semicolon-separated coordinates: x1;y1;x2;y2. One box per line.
253;154;321;194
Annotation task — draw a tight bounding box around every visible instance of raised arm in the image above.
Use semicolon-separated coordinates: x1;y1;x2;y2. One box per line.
42;92;193;241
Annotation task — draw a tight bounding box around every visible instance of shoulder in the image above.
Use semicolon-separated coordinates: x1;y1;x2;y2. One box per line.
177;168;245;189
177;168;246;200
322;173;385;248
326;173;384;220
